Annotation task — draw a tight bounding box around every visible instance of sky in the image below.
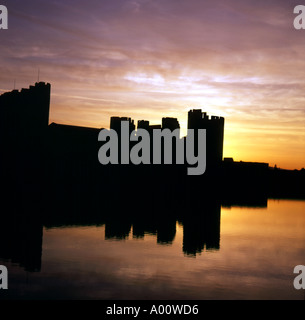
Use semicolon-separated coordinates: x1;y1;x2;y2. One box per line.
0;0;304;169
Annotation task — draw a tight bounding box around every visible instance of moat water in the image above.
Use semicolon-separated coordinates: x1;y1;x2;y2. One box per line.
1;198;304;300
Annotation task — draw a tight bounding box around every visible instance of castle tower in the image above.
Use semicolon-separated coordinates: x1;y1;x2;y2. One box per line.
110;116;135;134
188;109;224;172
162;117;180;131
0;82;51;184
0;82;51;144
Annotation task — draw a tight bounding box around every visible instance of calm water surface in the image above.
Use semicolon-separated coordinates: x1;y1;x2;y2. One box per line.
1;199;305;300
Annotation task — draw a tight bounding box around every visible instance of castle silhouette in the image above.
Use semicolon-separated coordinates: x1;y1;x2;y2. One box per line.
1;82;303;202
0;82;304;270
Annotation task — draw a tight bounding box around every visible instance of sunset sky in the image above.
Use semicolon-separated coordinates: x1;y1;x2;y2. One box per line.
0;0;304;169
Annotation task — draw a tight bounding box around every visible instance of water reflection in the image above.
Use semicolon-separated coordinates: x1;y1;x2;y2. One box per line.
1;192;305;299
0;213;42;273
0;182;271;274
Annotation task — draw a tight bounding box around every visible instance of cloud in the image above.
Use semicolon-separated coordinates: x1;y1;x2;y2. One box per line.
0;0;304;168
